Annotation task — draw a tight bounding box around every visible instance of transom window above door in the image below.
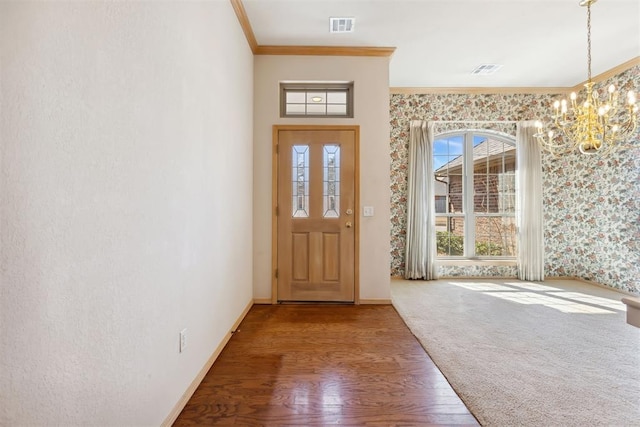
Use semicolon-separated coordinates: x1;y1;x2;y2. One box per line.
434;131;516;259
280;82;354;118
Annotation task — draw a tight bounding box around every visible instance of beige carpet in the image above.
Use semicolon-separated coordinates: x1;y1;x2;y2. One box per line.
391;278;640;427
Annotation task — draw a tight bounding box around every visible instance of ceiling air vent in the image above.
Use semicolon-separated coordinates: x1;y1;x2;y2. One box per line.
330;17;355;33
471;64;503;75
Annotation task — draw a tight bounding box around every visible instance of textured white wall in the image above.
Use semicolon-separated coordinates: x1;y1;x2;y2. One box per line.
253;56;391;301
0;1;253;425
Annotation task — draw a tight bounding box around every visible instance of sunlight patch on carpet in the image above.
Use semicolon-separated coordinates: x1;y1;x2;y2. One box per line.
391;278;640;427
449;280;619;313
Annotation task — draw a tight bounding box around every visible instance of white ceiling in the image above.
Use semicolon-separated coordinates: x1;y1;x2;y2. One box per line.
242;0;640;88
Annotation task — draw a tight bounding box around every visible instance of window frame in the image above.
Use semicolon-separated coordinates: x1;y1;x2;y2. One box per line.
434;130;517;260
280;82;354;118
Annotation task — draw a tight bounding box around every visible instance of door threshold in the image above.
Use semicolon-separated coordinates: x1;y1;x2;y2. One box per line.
278;301;355;305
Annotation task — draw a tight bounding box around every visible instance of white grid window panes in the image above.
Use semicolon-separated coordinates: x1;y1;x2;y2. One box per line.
281;82;354;118
433;131;517;259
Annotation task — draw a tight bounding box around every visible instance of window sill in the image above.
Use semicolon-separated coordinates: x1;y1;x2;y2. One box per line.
436;259;517;267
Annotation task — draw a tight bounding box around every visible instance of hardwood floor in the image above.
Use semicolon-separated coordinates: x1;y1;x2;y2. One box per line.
174;305;478;426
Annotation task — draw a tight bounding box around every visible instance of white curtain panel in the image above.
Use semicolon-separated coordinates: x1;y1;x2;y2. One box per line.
405;120;438;280
516;120;545;281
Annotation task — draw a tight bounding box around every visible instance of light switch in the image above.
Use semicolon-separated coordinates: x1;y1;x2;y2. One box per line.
363;206;374;217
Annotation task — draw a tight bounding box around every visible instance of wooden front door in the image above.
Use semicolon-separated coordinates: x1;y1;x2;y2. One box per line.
275;126;358;302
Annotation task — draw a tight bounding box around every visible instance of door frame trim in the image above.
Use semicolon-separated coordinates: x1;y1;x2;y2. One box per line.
272;125;360;304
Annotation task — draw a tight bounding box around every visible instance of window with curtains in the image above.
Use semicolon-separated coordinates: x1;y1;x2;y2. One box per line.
434;131;517;258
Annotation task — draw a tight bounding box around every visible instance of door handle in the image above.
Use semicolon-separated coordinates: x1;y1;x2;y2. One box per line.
345;221;353;228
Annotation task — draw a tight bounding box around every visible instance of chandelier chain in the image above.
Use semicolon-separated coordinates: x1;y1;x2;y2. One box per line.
586;1;591;83
586;2;593;131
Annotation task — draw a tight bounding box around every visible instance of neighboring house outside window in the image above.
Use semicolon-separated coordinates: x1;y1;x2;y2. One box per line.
434;131;516;258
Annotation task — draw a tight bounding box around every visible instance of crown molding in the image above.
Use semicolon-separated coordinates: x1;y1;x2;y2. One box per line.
389;87;569;95
569;56;640;93
230;0;258;54
255;45;396;57
230;0;395;57
391;57;639;95
230;1;637;91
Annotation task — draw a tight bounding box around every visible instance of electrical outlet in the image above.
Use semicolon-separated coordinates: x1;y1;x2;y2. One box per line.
363;206;374;217
180;329;187;353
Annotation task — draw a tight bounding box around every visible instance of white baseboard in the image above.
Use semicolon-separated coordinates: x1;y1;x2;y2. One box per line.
161;299;254;427
552;276;638;296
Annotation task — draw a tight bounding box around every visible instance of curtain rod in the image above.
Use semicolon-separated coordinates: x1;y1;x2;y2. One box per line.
432;120;518;124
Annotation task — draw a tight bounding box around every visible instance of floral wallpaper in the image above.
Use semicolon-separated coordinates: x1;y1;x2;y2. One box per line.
542;65;640;294
390;65;640;295
437;264;518;278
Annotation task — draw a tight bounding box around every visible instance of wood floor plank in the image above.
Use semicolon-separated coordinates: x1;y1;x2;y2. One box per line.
174;305;478;426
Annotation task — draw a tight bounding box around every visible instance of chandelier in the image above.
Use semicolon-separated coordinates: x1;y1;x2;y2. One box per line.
535;0;638;156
